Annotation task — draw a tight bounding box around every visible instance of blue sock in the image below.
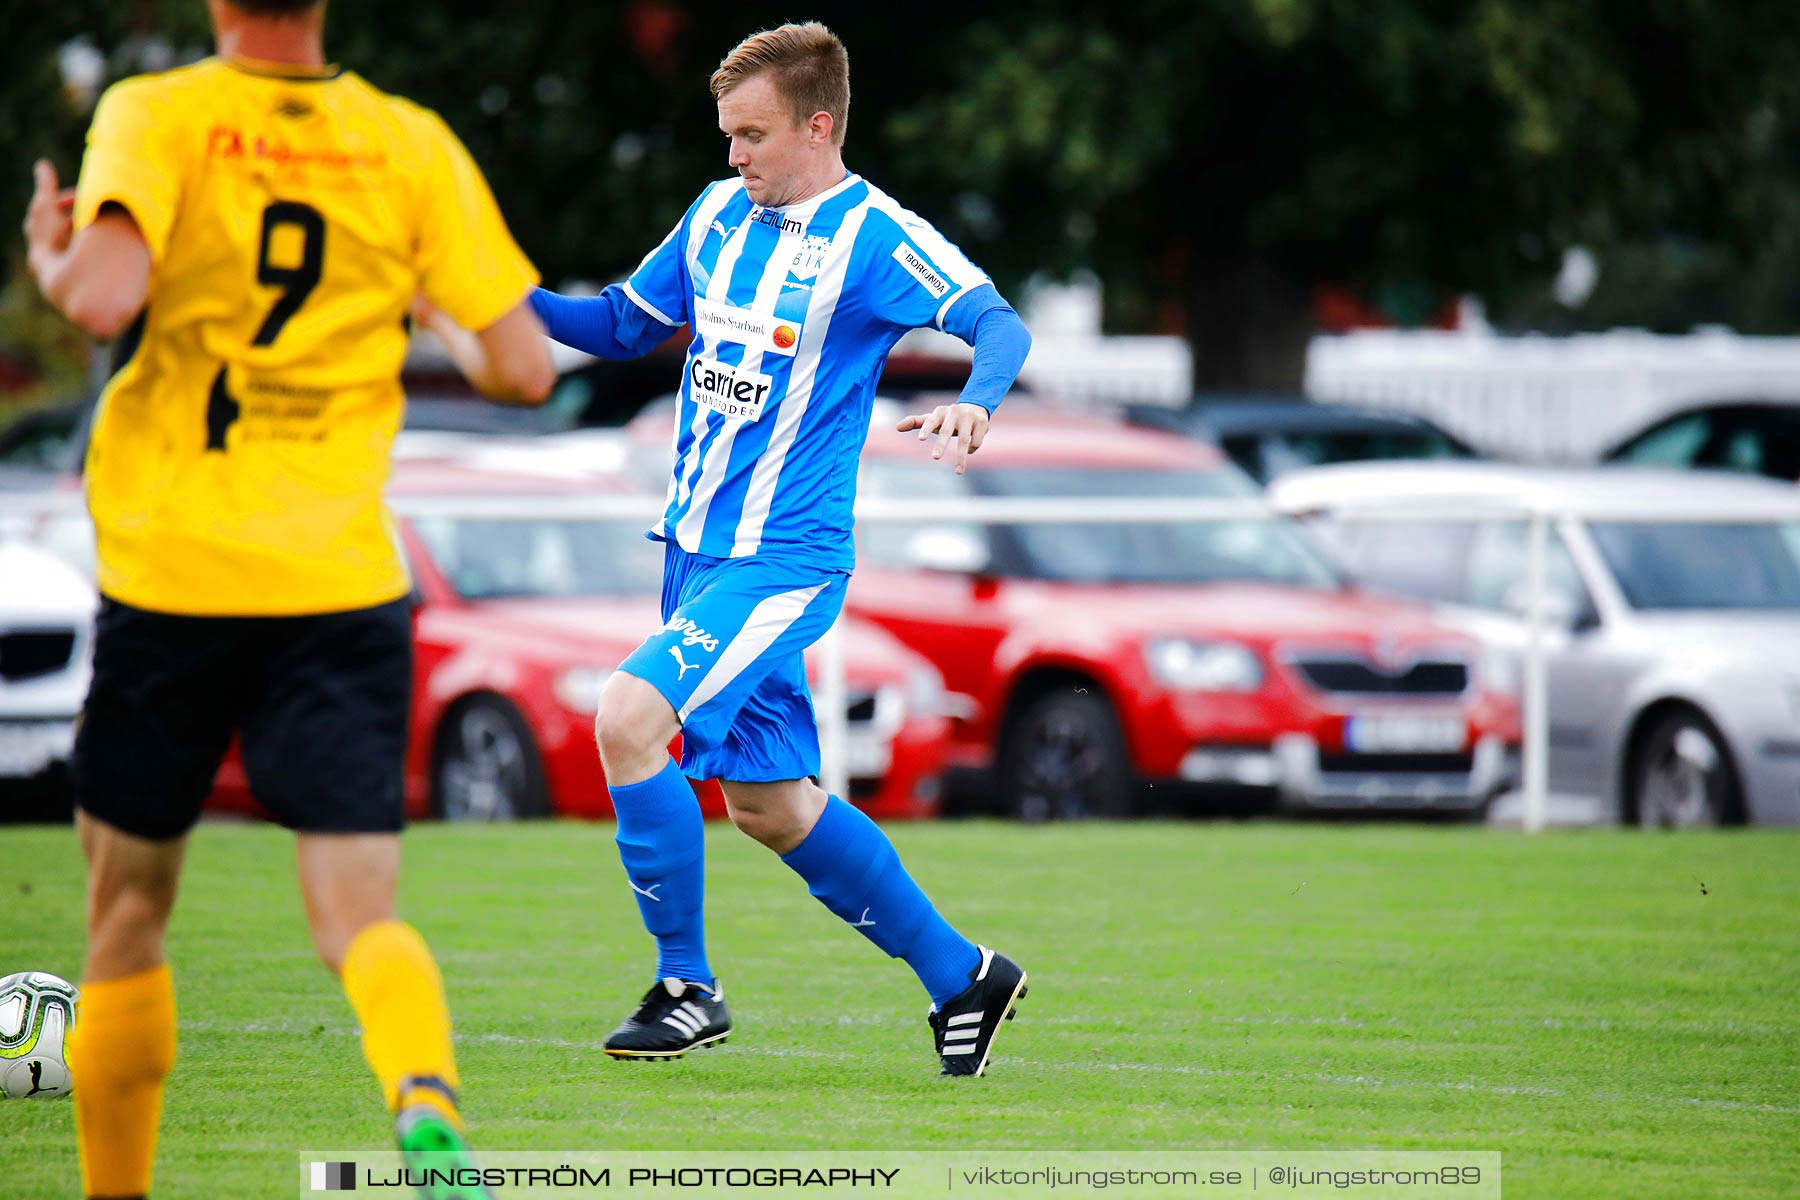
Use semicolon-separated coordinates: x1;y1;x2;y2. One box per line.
610;757;711;988
780;795;981;1006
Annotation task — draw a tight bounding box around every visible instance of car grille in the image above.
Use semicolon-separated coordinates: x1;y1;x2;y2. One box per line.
0;630;77;683
1292;656;1468;697
1317;751;1475;775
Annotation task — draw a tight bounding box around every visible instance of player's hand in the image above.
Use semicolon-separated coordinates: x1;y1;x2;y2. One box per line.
23;160;76;258
409;293;449;333
897;402;990;475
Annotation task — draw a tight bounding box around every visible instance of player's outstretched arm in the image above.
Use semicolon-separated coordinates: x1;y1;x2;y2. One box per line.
24;161;150;341
414;294;555;405
896;299;1031;474
530;284;683;361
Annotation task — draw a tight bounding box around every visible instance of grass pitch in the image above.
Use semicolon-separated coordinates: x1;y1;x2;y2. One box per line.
0;820;1795;1199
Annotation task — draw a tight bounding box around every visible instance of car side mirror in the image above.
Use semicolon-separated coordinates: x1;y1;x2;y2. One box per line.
904;526;990;575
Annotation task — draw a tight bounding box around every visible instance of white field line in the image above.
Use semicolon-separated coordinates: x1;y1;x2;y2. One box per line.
179;1020;1800;1115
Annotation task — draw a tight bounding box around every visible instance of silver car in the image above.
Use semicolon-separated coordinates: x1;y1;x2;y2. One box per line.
1270;462;1800;827
1;540;95;819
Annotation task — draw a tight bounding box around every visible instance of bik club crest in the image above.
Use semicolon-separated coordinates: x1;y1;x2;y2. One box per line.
789;234;832;281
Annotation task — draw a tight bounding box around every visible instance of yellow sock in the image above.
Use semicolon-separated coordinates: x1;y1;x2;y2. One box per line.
341;920;460;1120
67;962;176;1200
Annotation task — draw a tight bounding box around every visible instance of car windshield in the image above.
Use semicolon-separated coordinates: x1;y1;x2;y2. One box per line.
1588;521;1800;610
409;515;663;599
1259;428;1469;475
978;466;1343;587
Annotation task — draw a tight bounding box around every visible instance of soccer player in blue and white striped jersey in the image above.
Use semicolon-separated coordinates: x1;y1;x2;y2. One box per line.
529;22;1032;1075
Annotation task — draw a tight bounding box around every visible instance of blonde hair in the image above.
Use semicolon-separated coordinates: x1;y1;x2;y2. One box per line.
710;22;850;145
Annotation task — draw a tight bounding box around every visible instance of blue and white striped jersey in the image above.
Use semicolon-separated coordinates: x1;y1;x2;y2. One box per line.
622;173;1000;570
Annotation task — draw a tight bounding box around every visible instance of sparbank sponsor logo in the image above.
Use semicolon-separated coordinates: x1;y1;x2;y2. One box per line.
687;356;774;421
693;298;804;358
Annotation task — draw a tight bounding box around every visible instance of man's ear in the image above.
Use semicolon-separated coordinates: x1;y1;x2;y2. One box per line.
809;110;835;147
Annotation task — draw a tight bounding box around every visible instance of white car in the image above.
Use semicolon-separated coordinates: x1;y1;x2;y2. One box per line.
0;541;95;818
1272;462;1800;827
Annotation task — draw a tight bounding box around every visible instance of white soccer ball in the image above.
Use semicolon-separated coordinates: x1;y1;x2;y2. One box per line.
0;971;79;1100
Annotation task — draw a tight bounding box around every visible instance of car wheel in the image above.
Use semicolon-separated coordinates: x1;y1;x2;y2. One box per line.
998;688;1133;821
1632;710;1742;829
433;696;549;821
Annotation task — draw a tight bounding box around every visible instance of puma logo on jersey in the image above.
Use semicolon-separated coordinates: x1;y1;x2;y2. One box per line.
710;219;738;241
669;646;701;680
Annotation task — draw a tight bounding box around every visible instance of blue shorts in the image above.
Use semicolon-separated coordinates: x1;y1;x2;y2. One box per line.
619;542;848;783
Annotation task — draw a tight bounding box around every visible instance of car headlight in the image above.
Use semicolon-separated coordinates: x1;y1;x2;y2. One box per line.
1480;647;1521;698
1143;638;1263;692
553;667;613;715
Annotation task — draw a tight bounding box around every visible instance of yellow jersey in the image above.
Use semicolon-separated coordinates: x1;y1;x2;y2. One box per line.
71;56;538;616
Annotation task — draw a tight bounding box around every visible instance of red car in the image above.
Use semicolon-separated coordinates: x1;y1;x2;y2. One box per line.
845;408;1521;819
208;458;949;822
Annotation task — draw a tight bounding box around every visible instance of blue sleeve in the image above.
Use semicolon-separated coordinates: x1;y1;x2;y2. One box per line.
942;284;1030;415
529;285;679;360
865;209;995;332
528;188;706;359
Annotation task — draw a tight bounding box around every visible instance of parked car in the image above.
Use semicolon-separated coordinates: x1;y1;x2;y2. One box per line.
1126;395;1476;483
1270;461;1800;827
199;460;950;823
844;411;1519;820
1602;399;1800;483
0;541;94;822
0;400;89;483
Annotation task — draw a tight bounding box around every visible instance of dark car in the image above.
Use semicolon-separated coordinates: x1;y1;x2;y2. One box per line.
1127;395;1476;484
0;400;91;488
1602;400;1800;482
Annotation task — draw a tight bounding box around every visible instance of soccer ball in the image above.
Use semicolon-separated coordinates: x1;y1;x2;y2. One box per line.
0;971;79;1100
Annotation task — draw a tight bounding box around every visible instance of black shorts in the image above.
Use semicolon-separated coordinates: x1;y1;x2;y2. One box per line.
73;596;412;840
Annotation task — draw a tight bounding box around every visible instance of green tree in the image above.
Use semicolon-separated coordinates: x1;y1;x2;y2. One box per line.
9;2;1800;397
890;0;1800;386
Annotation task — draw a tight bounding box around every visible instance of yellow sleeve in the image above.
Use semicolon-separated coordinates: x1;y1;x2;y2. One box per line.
72;78;180;266
413;111;540;331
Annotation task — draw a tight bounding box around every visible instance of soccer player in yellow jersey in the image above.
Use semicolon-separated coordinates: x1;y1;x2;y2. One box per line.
21;2;552;1196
